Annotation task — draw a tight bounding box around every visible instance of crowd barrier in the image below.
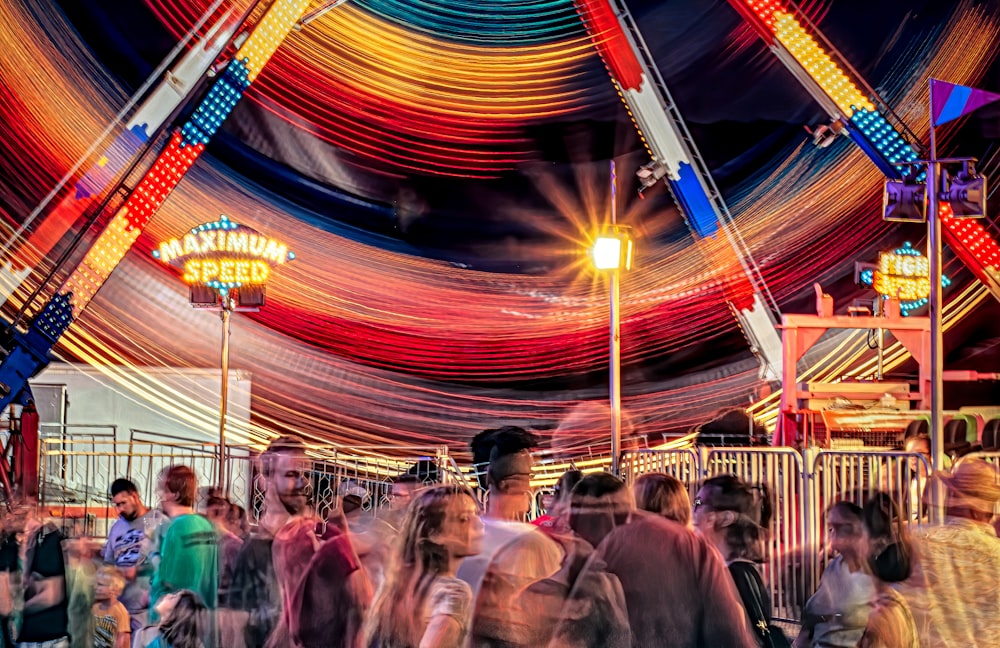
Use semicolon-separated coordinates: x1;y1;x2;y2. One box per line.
36;434;988;626
620;446;936;622
35;432;464;536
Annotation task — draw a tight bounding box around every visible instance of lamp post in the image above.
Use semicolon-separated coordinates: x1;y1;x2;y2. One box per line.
592;224;633;475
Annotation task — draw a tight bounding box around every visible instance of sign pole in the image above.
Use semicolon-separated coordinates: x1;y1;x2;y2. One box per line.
219;296;233;495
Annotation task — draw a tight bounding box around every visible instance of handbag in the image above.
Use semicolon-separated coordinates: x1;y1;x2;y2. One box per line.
729;560;791;648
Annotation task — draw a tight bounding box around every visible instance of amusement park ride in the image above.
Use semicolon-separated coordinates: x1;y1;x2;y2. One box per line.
1;0;999;501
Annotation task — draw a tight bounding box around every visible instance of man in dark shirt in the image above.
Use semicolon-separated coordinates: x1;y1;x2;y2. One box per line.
18;511;70;647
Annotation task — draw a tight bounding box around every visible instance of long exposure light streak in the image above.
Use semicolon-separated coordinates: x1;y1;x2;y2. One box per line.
1;1;996;452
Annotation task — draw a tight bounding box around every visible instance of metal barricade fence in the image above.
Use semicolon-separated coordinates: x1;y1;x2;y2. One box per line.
299;445;465;522
35;435;950;628
618;446;930;624
704;447;807;622
37;435;458;537
804;449;929;618
618;448;701;493
38;435;254;538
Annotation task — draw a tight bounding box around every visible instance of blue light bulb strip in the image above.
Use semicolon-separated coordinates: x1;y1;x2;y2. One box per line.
180;59;252;148
847;108;924;181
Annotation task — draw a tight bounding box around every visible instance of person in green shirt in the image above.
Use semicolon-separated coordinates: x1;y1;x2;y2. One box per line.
148;465;219;625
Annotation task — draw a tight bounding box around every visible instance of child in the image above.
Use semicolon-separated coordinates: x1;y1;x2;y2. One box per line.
93;565;131;648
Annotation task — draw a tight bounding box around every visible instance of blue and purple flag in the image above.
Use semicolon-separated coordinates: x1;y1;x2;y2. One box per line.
931;78;1000;127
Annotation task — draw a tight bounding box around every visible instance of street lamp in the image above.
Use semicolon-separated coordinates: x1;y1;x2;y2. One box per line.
592;224;633;474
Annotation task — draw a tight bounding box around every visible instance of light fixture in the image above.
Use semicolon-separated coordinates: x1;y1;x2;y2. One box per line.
941;160;986;218
883;167;926;222
592;225;634;271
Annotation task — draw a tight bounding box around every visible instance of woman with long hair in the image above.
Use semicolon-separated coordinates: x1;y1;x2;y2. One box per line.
634;473;692;527
857;493;917;648
363;484;484;648
693;475;786;647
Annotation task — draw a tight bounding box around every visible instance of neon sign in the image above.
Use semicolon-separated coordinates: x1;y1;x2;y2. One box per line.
153;215;294;291
858;242;950;314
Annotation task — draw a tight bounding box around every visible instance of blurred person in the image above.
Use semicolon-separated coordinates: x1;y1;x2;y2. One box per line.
262;436;320;648
552;472;757;648
135;589;208;648
227;505;249;542
460;427;563;646
532;470;583;536
102;478;165;636
289;509;373;648
226;435;310;648
693;475;788;647
544;473;632;648
794;502;875;648
894;457;1000;646
0;508;19;648
363;485;484;648
17;506;70;647
634;472;691;527
64;522;101;648
857;493;917;648
92;565;130;648
202;495;241;603
149;466;218;629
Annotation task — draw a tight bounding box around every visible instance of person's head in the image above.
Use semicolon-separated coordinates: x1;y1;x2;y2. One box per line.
260;434;312;516
227;503;248;538
389;474;421;511
94;565;125;603
109;478;145;522
904;434;931;474
470;425;539;519
693;475;771;562
542;469;584;516
862;492;911;583
397;484;483;573
204;495;231;526
939;457;1000;523
634;473;691;527
157;465;197;514
568;472;633;548
156;590;207;648
340;480;368;518
825;501;866;561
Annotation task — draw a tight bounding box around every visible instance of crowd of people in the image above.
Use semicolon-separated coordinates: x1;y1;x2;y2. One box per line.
0;425;999;647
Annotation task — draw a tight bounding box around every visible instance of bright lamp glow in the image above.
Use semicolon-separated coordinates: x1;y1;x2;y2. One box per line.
592;236;623;270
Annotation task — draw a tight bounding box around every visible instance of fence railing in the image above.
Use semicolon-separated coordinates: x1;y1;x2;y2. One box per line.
618;446;932;623
36;435;461;536
35;434;958;626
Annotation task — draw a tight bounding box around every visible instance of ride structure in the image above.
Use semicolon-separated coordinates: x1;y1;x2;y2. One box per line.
573;0;786;383
0;0;314;502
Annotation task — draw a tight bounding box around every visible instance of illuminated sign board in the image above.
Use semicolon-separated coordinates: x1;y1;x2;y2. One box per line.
874;245;930;301
859;242;950;314
153;215;294;291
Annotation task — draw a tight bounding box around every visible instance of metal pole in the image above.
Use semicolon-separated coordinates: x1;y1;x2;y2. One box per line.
875;297;884;381
608;159;622;474
610;269;622;475
927;106;945;480
219;298;233;494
